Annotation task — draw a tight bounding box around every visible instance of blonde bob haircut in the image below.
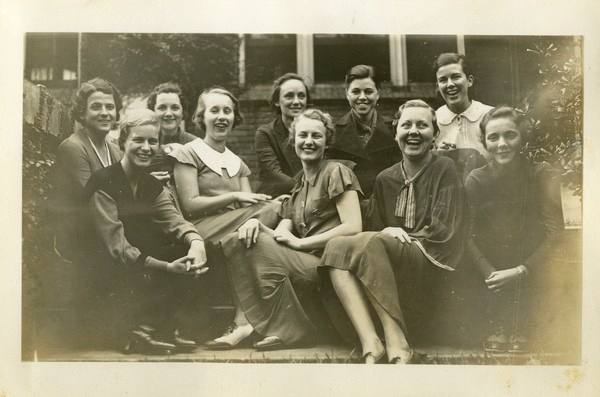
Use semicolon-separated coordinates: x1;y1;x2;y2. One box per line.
118;109;160;151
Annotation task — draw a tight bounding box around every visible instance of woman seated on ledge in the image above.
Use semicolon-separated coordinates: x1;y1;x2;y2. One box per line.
84;109;208;354
465;107;564;353
319;99;466;364
255;73;309;196
168;87;281;349
219;108;363;351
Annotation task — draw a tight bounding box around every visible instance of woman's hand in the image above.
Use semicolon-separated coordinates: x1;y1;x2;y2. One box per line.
381;227;412;244
273;228;302;250
485;268;521;291
238;218;261;248
165;255;207;276
234;192;272;205
150;171;171;182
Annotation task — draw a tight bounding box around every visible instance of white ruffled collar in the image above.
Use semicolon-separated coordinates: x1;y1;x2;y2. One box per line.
189;138;241;177
437;100;488;125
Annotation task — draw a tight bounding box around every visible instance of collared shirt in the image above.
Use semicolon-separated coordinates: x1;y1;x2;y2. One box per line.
281;160;362;240
436;100;493;158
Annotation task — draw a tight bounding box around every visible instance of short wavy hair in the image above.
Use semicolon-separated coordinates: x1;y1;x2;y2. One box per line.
432;53;470;78
392;99;440;137
72;77;123;124
192;86;243;132
479;106;530;149
289;108;336;147
268;73;312;115
117;109;160;151
146;81;186;116
345;64;381;90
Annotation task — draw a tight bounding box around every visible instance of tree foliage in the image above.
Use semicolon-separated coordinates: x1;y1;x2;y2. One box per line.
520;39;583;197
81;33;240;129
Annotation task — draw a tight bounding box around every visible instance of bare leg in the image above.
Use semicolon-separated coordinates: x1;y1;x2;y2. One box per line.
329;268;384;363
363;289;412;362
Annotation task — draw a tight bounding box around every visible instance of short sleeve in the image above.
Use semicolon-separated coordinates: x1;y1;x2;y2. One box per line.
168;144;199;168
326;162;363;199
239;160;251;178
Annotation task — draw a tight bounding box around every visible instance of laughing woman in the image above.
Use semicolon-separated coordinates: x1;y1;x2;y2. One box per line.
320;100;466;363
326;65;401;198
220;108;363;350
169;87;281;349
465;107;564;352
84;109;208;353
255;73;310;196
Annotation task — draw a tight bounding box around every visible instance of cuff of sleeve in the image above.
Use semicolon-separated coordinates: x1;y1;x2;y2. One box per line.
143;256;168;271
183;232;203;245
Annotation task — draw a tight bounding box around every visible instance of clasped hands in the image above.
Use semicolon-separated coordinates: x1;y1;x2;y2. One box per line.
166;239;209;278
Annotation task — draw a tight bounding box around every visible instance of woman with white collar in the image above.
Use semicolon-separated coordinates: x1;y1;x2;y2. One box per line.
169;87;281;348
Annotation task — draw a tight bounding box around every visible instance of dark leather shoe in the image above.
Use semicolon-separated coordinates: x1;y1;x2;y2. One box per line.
508;334;529;354
485;327;509;353
124;327;175;355
171;329;197;352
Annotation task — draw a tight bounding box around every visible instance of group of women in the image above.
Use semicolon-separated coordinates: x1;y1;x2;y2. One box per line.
53;59;564;363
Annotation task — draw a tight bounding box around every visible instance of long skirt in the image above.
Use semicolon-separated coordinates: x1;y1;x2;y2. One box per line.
220;233;322;346
319;232;442;345
193;200;281;243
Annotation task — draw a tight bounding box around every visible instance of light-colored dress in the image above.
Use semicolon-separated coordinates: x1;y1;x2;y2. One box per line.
169;138;280;242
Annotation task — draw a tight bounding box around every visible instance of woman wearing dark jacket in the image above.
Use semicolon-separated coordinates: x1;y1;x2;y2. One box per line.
255;73;309;196
326;65;402;198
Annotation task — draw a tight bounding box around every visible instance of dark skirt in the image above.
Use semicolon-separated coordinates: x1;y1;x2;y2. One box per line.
319;232;442;345
220;232;322;345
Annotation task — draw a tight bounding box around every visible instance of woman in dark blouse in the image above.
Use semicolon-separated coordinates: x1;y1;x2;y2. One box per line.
465;107;564;352
255;73;309;196
326;64;402;198
85;109;208;354
219;108;363;350
320;100;466;363
146;81;197;179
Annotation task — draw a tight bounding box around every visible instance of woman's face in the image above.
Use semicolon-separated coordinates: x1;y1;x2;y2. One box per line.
277;79;307;121
83;91;117;135
123;124;160;170
154;93;183;134
202;93;235;143
435;62;473;112
346;77;379;118
395;107;437;162
484;118;523;166
294;116;327;164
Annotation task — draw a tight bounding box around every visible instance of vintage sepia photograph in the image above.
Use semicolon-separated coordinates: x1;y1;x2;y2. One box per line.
22;32;583;365
3;0;600;396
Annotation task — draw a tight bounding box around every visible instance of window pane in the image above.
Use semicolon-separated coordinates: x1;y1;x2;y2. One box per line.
314;34;390;83
245;34;297;85
406;35;457;83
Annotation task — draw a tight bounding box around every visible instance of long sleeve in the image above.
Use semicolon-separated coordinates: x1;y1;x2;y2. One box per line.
522;167;564;272
57;139;93;192
151;188;203;245
464;172;497;278
88;190;168;270
255;127;296;190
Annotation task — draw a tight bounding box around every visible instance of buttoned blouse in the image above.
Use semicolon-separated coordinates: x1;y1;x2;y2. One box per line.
280;160;362;240
436;100;493;158
169;139;251;220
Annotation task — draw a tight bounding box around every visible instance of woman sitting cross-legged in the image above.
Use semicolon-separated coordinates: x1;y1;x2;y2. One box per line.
84;109;208;354
168;87;281;349
219;108;363;350
319;99;467;363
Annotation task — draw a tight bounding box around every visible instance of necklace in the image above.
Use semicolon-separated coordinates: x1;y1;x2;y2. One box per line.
87;136;112;168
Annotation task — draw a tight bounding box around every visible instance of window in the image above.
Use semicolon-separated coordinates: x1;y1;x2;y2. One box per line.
245;34;297;85
313;34;390;83
405;35;457;83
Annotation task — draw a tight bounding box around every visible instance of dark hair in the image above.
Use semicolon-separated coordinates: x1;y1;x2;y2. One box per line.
146;81;186;116
289;108;336;148
117;109;160;151
269;73;312;115
345;64;381;90
72;77;123;123
432;53;471;77
392;99;440;137
479;107;530;149
192;86;244;132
